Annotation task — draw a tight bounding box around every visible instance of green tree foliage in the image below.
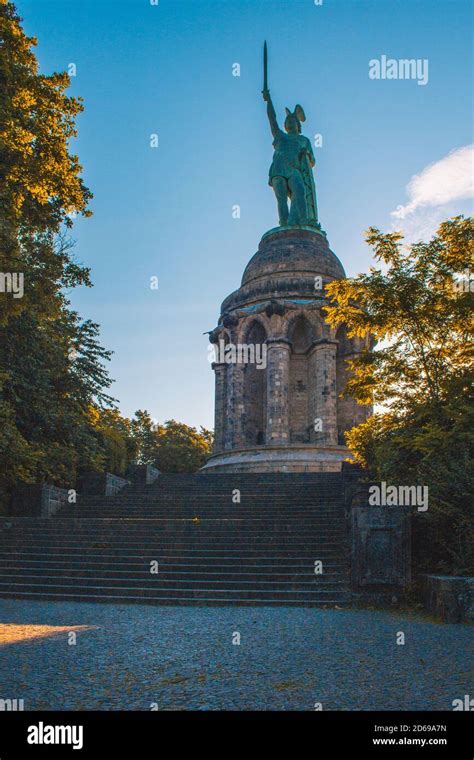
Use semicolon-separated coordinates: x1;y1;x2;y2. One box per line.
324;216;473;574
131;412;213;473
0;1;92;324
154;420;213;473
1;309;115;487
0;2;114;501
89;408;138;478
130;410;158;467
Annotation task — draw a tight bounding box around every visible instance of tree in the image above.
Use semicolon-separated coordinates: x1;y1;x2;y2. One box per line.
154;420;213;473
130;410;159;467
130;412;213;473
324;216;473;574
0;305;117;490
0;2;115;505
89;408;137;477
0;1;92;324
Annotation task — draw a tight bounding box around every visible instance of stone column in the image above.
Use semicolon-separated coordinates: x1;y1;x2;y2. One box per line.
212;362;227;453
308;340;338;445
224;361;245;450
265;339;290;445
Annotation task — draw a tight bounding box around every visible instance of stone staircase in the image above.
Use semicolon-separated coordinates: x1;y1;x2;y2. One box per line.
0;473;350;606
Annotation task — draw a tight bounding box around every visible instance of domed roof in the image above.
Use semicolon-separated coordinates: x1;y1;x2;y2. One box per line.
242;227;345;286
220;227;345;316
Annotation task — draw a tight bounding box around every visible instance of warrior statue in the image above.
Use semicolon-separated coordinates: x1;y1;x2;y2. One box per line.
262;42;319;228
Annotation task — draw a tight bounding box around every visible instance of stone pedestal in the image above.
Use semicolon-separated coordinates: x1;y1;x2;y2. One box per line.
201;443;350;473
206;226;371;474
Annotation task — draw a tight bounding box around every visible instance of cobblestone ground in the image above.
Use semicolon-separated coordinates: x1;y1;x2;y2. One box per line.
0;600;472;711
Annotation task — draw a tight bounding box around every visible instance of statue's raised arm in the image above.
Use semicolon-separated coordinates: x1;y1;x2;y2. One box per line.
262;89;279;138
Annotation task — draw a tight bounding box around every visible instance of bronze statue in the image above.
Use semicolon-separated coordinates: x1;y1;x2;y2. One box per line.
262;42;319;228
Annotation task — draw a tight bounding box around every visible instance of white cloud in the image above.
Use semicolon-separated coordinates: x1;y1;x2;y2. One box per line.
392;205;469;246
392;144;474;220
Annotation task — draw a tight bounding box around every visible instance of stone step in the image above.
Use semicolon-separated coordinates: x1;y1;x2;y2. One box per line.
72;503;343;512
58;504;343;521
0;526;347;538
1;515;345;525
1;526;346;535
78;494;342;503
0;472;349;607
68;508;342;516
0;552;347;569
0;552;347;573
1;522;344;532
0;549;347;562
94;503;342;510
147;474;342;481
0;581;348;603
0;561;347;576
0;572;347;589
0;536;346;547
61;512;343;520
0;588;348;606
0;524;346;536
0;547;344;565
120;487;342;492
1;526;347;540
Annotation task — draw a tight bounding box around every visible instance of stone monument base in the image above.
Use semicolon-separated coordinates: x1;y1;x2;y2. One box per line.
201;443;350;474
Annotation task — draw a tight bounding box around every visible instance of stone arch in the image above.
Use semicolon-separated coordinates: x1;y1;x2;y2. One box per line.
288;313;313;350
286;311;314;352
336;325;352;356
286;309;326;343
238;313;270;344
242;319;267;446
287;314;313;443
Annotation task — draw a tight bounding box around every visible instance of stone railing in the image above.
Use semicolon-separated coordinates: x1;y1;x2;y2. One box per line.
104;473;130;496
40;485;69;517
126;464;161;485
10;483;70;517
79;472;130;497
10;472;132;517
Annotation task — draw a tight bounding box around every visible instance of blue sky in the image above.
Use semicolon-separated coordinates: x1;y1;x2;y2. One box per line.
17;0;473;429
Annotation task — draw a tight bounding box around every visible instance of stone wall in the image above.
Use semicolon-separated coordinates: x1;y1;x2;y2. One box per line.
421;575;474;623
9;483;69;517
289;352;309;442
351;503;411;589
